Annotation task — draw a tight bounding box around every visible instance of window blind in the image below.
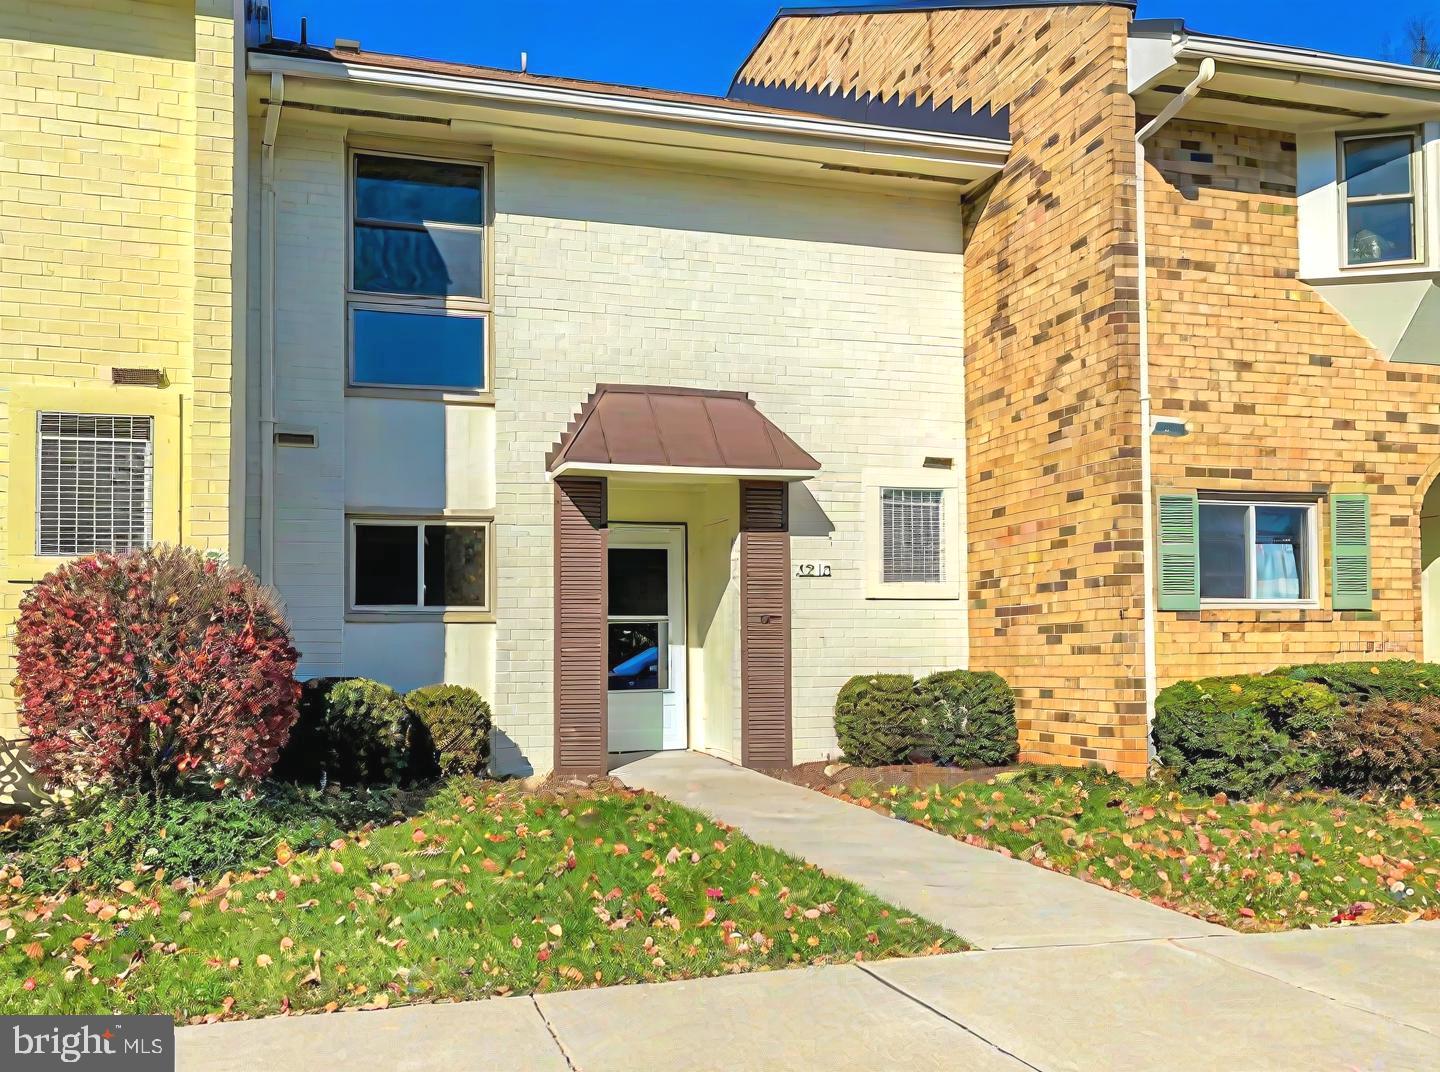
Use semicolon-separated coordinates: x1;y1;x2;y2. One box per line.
881;488;943;583
37;413;154;556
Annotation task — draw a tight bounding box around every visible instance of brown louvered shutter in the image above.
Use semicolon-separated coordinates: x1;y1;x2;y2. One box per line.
553;477;608;775
740;481;792;769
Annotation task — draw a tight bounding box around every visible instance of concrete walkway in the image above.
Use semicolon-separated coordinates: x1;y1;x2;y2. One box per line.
178;925;1440;1071
614;751;1227;948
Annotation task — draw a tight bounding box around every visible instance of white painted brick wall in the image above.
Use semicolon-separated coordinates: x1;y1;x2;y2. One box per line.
256;131;968;774
493;153;969;771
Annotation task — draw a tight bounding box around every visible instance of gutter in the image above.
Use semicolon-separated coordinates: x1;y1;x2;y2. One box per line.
246;52;1011;167
1134;57;1215;752
259;71;284;587
1175;32;1440;94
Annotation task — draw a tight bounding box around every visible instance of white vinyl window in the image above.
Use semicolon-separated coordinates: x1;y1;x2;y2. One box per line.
863;467;961;600
1340;130;1422;268
348;151;489;391
1198;499;1318;604
881;488;944;583
349;518;491;611
36;413;153;556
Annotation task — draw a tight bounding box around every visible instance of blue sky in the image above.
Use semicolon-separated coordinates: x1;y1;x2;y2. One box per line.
271;1;1438;95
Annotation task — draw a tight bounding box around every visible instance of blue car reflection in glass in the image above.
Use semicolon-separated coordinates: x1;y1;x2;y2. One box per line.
608;622;661;691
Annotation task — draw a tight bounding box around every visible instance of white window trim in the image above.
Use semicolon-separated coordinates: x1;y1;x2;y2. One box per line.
345;147;493;398
346;515;494;617
1198;498;1321;609
1337;128;1424;271
862;467;961;600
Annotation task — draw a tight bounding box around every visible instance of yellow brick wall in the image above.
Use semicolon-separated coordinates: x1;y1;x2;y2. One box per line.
1147;120;1435;680
0;0;238;737
741;4;1151;777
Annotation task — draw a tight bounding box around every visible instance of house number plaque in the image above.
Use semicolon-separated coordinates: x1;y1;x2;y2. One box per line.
794;561;832;578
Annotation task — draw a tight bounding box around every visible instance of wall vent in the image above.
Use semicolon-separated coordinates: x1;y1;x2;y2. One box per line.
111;368;165;387
275;429;318;448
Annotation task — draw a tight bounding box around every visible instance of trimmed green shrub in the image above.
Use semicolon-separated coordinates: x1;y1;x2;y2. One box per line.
918;670;1018;768
0;783;408;894
275;678;413;786
1276;659;1440;706
1324;696;1440;799
834;674;926;767
1153;675;1341;798
407;685;493;777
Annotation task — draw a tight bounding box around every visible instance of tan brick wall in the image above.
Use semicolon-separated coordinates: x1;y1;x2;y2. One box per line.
1147;119;1436;680
0;0;238;736
741;3;1150;776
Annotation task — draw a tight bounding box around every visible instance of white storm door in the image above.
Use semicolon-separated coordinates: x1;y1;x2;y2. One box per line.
607;524;687;753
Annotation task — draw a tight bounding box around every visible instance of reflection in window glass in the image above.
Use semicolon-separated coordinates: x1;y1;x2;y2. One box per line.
1199;503;1248;600
355;156;483;226
1343;135;1413;198
608;622;660;691
354;524;419;606
354;223;483;297
352;309;485;389
424;525;486;607
608;548;668;616
1347;201;1415;265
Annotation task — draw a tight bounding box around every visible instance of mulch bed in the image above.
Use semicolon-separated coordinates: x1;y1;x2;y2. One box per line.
763;760;1018;794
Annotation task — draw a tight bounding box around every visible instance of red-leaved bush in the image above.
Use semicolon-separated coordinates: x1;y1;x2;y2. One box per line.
13;546;301;791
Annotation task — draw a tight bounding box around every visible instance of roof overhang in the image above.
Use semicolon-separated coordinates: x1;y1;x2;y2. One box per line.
547;385;821;484
1130;20;1440;131
247;49;1009;196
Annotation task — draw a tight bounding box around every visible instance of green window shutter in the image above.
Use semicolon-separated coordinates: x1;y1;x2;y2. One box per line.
1331;493;1372;610
1157;491;1200;611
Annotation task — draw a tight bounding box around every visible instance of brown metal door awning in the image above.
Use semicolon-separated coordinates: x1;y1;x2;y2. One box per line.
547;384;821;480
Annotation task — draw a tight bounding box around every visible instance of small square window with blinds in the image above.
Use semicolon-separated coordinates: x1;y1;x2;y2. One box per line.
36;413;154;556
881;488;944;583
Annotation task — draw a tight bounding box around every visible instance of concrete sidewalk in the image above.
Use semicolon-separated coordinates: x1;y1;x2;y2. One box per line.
178;926;1440;1071
613;751;1227;948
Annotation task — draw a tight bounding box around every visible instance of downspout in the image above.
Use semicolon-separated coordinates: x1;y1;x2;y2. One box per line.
259;72;284;586
1135;58;1215;751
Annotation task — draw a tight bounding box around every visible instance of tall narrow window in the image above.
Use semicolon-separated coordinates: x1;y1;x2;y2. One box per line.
881;488;944;583
349;153;488;391
1341;131;1420;267
36;413;153;556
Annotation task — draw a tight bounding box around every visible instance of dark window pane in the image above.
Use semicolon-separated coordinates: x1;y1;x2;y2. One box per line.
1255;506;1307;601
1344;136;1413;198
354;524;418;606
423;525;487;607
352;309;485;389
608;622;660;691
354;223;482;297
1199;504;1248;600
609;548;668;616
1348;201;1415;265
355;156;483;226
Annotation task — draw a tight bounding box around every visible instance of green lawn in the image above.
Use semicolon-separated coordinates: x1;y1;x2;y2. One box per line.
0;781;960;1022
832;770;1440;931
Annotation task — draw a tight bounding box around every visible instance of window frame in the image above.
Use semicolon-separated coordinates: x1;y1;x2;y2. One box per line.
346;514;495;621
1337;128;1424;271
1197;497;1321;608
34;412;155;558
862;466;962;600
345;145;493;401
